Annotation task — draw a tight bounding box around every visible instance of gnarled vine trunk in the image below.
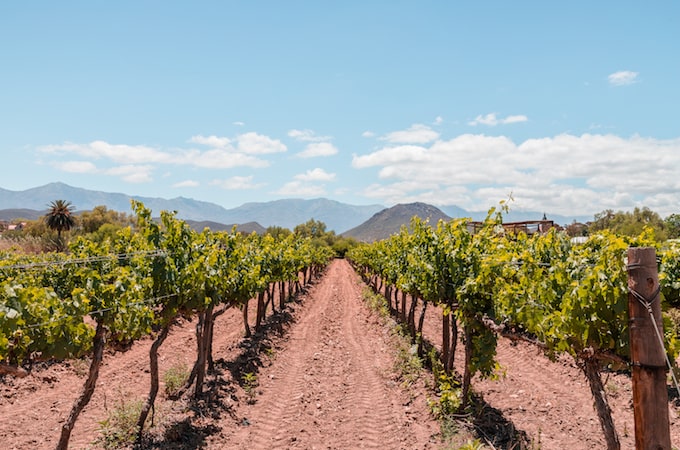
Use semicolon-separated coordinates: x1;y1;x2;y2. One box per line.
57;321;106;450
582;357;620;450
460;324;473;411
442;310;450;372
416;300;428;356
137;322;171;442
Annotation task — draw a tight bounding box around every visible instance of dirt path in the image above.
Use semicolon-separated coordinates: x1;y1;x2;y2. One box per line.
2;259;678;449
0;259;442;449
214;258;440;449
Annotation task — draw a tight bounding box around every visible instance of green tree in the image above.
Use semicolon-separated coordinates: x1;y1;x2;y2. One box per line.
665;213;680;239
564;220;588;237
265;225;292;240
44;200;76;238
331;236;358;258
77;205;133;243
293;219;342;254
590;207;667;240
44;200;76;250
78;205;132;234
293;218;327;239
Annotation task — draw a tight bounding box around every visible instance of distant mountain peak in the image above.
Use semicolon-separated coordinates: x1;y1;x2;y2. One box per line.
343;202;451;242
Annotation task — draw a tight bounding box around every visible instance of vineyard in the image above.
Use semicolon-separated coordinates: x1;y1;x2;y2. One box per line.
1;204;680;449
0;201;334;449
347;209;680;449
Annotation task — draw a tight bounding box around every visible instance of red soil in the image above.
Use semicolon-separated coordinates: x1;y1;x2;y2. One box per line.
1;258;678;449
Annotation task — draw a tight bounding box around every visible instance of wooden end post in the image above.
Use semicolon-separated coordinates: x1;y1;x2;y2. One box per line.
627;247;671;449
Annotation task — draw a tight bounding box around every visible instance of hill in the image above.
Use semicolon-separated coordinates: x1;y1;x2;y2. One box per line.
343;202;451;242
0;209;43;221
0;183;243;223
0;183;383;233
185;220;266;234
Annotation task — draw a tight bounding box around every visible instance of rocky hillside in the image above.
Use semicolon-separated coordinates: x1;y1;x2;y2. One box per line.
342;202;451;242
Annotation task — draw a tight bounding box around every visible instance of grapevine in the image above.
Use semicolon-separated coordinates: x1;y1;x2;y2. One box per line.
347;216;680;448
0;200;333;448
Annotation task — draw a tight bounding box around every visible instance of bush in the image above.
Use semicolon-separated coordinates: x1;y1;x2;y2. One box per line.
163;362;190;398
97;398;144;449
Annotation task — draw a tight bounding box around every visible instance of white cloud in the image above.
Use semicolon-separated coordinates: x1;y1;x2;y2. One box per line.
185;148;270;169
468;113;529;126
274;168;336;197
434;116;444;125
236;132;287;154
210;176;265;190
288;129;337;158
382;124;440;144
50;158;154;184
352;144;430;169
274;181;327;197
39;137;273;172
608;70;639;86
53;161;98;173
468;114;497;126
503;115;529;124
106;165;154;183
360;182;470;208
288;129;332;142
233;121;245;126
352;133;680;216
296;142;338;158
362;131;375;138
173;180;199;188
189;135;232;149
294;168;336;182
40;140;173;164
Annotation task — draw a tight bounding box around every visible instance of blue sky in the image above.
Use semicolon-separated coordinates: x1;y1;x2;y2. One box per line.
1;2;679;218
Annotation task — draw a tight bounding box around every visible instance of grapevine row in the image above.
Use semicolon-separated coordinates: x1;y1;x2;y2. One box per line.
0;200;334;448
347;208;680;449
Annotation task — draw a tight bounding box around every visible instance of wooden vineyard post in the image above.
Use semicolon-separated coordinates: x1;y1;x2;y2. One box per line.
627;247;671;449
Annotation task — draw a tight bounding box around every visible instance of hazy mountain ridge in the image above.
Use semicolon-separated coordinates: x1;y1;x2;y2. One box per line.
184;220;266;235
0;183;384;233
226;198;385;232
0;183;591;234
0;183;233;223
0;209;44;221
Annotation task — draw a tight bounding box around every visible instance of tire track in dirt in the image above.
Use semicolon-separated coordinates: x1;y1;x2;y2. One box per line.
219;259;439;449
336;268;403;447
229;284;327;448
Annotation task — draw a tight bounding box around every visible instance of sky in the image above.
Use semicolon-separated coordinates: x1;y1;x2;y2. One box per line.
1;1;679;218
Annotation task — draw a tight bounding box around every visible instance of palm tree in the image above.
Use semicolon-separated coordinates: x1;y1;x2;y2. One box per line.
44;200;76;247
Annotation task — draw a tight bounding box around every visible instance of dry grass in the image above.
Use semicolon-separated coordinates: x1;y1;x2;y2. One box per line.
0;235;49;253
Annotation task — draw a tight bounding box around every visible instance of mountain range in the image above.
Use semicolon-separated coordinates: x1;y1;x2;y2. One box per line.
0;183;591;234
0;183;385;233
